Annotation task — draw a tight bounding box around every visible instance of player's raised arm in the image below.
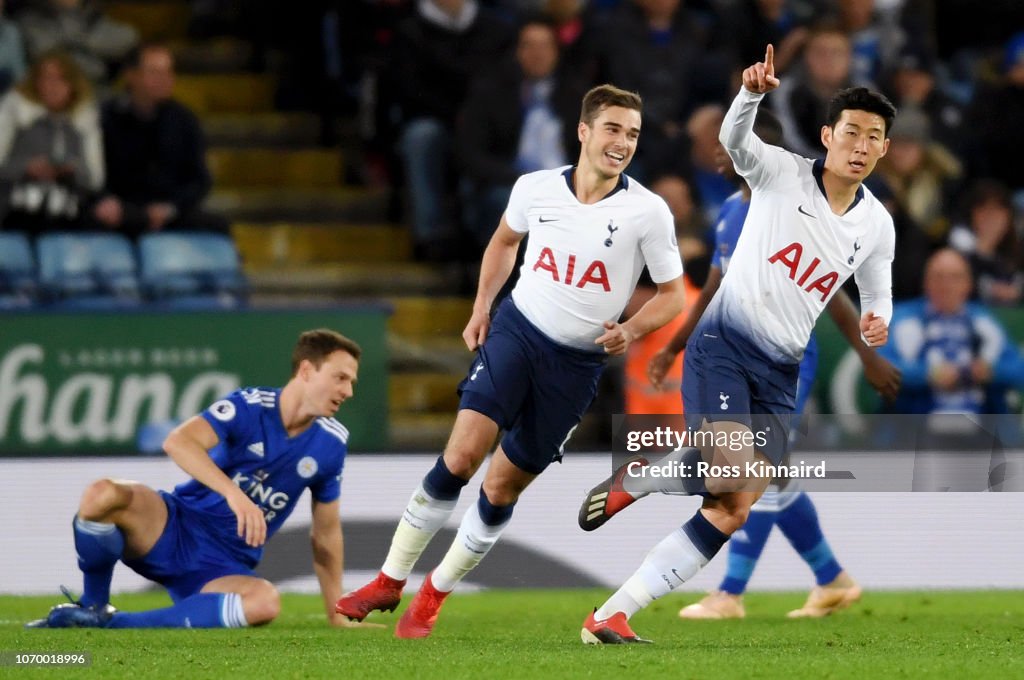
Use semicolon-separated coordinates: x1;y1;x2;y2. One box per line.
164;416;267;547
721;45;789;190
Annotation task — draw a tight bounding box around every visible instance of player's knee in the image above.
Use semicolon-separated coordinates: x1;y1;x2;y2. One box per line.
243;583;281;626
480;478;521;507
79;478;129;520
442;448;484;480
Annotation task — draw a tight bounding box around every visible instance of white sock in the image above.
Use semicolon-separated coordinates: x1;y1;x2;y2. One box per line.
621;447;695;497
595;528;710;620
431;501;510;592
380;484;458;581
222;593;249;628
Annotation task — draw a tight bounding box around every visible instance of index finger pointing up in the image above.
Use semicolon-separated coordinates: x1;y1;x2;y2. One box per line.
765;44;775;74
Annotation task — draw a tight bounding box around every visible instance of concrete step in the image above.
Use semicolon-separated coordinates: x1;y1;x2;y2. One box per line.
389;413;455;451
176;74;275;114
244;263;454;297
388;297;473;339
388;335;471;374
202;112;321;147
207;186;389;223
390;372;461;414
232;223;410;265
107;1;190;42
171;37;252;73
208;148;342;188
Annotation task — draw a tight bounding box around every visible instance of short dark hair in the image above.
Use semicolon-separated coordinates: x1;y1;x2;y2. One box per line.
123;42;173;71
826;87;897;137
580;84;642;126
753;108;784;147
291;329;361;375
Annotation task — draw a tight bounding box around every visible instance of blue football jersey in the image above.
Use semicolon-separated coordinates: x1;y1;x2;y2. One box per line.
710;190;818;410
172;387;348;564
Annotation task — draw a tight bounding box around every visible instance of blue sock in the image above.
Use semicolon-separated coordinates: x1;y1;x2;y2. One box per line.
423;456;469;501
72;515;124;608
719;509;777;595
775;492;842;585
478;488;515;526
107;593;246;629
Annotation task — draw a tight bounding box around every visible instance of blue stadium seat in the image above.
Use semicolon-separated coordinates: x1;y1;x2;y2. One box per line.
0;231;37;309
36;232;141;309
138;232;247;309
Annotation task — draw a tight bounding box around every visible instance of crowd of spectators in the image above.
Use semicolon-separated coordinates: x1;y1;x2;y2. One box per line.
336;0;1023;311
0;0;223;241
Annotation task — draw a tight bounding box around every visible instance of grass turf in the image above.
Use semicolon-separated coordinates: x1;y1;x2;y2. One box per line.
2;590;1023;678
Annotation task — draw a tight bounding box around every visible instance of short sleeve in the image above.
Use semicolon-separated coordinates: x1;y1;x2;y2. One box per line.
310;450;345;503
199;390;253;449
640;199;684;283
503;172;537;233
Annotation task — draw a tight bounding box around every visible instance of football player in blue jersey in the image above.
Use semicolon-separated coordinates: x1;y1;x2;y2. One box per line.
27;329;381;630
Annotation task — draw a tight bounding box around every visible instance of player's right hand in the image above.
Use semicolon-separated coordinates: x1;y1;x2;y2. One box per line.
462;307;490;351
742;44;780;94
647;348;678;391
226;489;267;547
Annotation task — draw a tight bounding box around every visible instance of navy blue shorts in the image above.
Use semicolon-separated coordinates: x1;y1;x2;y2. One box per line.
122;491;257;602
682;316;799;465
458;298;606;474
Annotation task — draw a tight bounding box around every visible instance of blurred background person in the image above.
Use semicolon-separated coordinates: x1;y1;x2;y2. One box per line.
91;44;227;237
947;179;1024;307
0;50;101;236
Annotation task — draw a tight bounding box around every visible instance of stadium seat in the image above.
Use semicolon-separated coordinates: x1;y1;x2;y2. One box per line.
0;231;37;309
138;232;247;309
36;232;141;309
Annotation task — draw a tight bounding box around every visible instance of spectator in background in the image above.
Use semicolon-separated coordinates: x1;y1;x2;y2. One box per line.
882;40;966;156
0;50;102;236
965;32;1024;195
0;0;26;94
92;44;227;237
457;17;583;253
835;0;904;87
873;105;961;243
387;0;514;261
948;180;1024;307
17;0;137;85
720;0;811;77
594;0;730;180
881;249;1023;416
537;0;601;81
772;21;854;158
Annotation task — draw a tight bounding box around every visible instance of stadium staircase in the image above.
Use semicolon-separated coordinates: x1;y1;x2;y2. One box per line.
106;1;471;450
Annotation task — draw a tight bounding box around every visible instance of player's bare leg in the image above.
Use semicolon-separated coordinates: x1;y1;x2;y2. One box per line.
396;445;537;639
337;410;499;621
78;478;169;558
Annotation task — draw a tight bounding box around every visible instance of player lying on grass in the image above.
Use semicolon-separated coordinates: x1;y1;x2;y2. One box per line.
27;329;382;631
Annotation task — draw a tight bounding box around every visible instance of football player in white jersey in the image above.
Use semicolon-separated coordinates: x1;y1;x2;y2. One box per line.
577;45;897;643
337;85;686;638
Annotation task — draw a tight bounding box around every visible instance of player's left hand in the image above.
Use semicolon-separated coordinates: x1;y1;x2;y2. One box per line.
329;612;385;629
860;312;888;347
862;351;901;401
595;320;635;356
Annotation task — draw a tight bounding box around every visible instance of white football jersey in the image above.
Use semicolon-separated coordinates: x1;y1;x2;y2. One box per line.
712;88;895;363
504;166;683;351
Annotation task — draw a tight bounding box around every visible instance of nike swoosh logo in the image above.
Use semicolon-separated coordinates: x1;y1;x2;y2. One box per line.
539;217;558;223
797;204;816;219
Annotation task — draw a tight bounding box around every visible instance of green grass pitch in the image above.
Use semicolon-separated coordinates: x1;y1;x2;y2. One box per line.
3;590;1022;678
